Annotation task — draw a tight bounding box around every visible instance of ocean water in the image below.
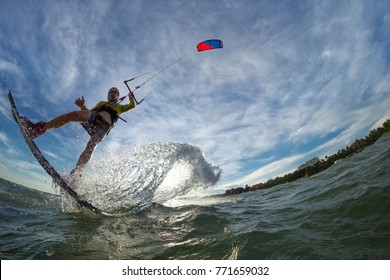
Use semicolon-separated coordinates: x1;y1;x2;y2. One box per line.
0;133;389;260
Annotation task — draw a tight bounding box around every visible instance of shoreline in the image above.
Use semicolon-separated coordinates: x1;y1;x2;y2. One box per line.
224;119;390;196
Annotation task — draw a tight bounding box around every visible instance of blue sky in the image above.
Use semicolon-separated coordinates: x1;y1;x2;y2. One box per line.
0;0;389;194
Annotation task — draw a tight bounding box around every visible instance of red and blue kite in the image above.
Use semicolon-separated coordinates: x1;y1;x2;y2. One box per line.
197;39;223;52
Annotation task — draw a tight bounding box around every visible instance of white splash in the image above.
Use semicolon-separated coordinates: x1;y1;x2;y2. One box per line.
68;142;221;213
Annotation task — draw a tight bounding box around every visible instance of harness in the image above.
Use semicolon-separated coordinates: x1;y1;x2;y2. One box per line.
82;104;119;138
96;105;119;124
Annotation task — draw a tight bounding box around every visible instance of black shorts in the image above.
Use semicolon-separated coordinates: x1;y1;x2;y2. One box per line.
85;111;112;137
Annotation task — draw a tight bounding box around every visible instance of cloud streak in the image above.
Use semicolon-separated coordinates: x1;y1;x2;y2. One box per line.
0;0;389;193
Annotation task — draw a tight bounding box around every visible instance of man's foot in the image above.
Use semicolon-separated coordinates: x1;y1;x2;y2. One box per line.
70;167;83;180
68;168;83;189
20;116;46;139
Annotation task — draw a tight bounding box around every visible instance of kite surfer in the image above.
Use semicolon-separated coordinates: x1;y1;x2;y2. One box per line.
21;87;136;175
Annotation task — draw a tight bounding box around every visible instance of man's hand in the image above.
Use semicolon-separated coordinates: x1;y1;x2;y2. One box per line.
128;91;135;100
74;96;85;108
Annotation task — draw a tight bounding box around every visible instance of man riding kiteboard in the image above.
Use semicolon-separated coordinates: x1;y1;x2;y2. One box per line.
21;87;136;176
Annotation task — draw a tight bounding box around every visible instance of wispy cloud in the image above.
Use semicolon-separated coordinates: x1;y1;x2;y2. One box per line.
0;0;389;193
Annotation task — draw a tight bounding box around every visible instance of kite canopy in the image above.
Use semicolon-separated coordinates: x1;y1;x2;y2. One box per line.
197;39;223;52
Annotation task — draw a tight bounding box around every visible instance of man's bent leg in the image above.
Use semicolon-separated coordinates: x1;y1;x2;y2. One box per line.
24;110;92;140
46;110;91;130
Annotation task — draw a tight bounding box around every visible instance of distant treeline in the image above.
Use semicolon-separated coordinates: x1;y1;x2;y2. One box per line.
225;119;390;196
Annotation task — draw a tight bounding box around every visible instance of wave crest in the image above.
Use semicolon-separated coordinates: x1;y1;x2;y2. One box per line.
68;142;221;213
